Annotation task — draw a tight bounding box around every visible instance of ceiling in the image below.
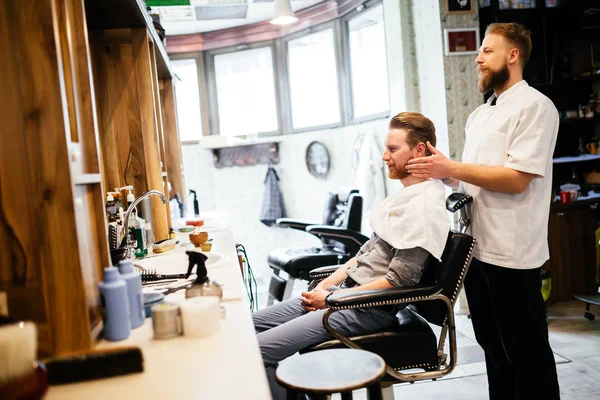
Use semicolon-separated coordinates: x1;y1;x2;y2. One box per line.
147;0;326;35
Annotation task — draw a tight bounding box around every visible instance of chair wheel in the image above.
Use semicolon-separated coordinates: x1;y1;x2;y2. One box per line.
584;311;595;321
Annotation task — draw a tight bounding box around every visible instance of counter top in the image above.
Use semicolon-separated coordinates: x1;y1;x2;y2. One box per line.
47;215;271;399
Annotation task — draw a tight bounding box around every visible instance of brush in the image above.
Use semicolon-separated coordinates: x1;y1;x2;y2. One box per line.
44;346;144;385
140;269;187;282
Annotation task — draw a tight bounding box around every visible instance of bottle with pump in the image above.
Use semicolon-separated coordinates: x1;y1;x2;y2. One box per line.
99;267;131;341
129;209;148;258
118;260;145;329
185;251;223;299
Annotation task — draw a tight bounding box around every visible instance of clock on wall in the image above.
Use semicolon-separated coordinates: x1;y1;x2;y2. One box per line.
305;141;330;178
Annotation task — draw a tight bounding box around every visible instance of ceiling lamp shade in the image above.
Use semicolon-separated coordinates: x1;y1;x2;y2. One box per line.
270;0;298;26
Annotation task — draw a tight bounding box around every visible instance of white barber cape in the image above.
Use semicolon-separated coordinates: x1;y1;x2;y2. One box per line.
370;179;449;261
460;80;559;269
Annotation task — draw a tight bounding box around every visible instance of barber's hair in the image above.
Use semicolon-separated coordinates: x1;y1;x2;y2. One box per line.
389;112;436;156
485;22;532;67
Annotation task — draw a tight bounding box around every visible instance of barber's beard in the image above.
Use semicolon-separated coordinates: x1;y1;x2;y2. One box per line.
477;63;510;94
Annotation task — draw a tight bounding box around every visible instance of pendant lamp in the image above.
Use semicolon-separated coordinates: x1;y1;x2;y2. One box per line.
270;0;298;25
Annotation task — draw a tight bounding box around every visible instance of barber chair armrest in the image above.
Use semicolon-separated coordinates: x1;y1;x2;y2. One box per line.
309;265;342;280
445;193;473;213
305;225;369;254
276;218;318;232
326;284;441;309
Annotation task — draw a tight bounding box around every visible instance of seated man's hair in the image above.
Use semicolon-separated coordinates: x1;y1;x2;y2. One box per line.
389;112;437;156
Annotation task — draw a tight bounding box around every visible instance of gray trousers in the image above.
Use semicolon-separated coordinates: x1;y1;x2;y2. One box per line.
253;292;398;399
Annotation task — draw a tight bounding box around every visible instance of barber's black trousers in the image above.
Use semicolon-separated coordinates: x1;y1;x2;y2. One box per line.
464;258;560;400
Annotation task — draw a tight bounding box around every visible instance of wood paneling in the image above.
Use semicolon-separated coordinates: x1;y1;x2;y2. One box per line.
92;28;170;241
160;79;186;207
0;0;96;355
84;0;173;79
148;38;172;230
544;207;598;304
132;28;169;241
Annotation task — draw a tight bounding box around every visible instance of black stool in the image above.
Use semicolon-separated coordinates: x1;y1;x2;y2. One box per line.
276;349;386;400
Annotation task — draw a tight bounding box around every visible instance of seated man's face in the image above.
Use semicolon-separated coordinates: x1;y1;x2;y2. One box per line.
383;129;421;180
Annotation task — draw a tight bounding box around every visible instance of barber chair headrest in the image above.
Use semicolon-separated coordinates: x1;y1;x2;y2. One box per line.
337;188;359;203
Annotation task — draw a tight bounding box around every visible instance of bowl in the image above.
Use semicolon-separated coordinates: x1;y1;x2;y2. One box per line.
189;231;209;247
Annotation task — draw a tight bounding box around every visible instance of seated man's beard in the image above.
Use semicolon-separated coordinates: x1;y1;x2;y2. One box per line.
478;63;510;94
389;166;409;180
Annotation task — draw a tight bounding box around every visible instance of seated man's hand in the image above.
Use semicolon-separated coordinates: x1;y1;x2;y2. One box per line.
301;288;330;311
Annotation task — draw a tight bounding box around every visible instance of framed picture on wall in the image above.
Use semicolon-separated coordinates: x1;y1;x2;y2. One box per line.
446;0;474;14
444;28;480;56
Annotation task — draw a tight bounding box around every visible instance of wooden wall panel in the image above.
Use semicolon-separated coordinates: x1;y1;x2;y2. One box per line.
94;29;147;195
160;79;186;208
0;0;93;355
131;28;169;240
148;38;172;230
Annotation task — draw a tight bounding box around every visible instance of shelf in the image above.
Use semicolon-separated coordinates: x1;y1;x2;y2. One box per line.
72;173;102;185
84;0;172;79
560;118;596;124
553;154;600;164
552;191;600;210
199;135;281;150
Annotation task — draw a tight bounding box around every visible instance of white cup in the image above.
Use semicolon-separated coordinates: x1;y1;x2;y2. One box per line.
180;297;221;338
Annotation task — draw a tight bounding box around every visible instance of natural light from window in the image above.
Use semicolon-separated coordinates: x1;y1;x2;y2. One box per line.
214;47;278;136
348;4;390;119
287;29;341;130
172;59;203;142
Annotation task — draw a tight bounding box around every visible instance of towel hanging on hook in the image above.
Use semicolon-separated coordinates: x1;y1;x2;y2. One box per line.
260;165;287;227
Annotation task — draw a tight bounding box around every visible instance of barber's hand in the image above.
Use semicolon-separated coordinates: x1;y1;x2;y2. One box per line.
406;142;455;179
301;288;330;311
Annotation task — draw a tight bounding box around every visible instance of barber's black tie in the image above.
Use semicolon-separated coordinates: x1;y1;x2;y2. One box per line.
490;96;497;106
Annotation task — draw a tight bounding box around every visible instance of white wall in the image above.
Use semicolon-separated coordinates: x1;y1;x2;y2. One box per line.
411;0;450;158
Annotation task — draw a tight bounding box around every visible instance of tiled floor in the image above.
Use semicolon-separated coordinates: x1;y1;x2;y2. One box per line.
255;279;600;400
336;301;600;400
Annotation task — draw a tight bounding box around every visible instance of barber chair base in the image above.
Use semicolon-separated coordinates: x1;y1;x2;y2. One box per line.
573;294;600;321
300;308;438;372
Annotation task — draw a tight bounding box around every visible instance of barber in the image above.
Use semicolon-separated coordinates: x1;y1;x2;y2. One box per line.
406;23;560;399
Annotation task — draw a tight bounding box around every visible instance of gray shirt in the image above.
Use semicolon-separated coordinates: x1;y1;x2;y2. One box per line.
346;233;431;288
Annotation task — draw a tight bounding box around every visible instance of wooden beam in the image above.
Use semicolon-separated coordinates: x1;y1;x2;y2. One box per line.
160;79;186;208
0;0;93;355
132;28;169;241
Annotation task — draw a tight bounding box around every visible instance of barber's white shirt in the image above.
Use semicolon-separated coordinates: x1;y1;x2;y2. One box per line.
460;80;559;269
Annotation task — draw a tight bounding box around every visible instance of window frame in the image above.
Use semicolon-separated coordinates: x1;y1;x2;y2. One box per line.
205;40;283;138
169;52;207;144
342;0;391;124
281;20;348;134
170;0;391;140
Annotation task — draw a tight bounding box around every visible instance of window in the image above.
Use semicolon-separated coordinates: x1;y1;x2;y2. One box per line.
172;59;203;142
287;28;341;130
213;46;278;136
348;4;390;119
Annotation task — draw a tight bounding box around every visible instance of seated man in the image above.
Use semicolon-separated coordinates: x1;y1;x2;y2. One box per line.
253;112;450;399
